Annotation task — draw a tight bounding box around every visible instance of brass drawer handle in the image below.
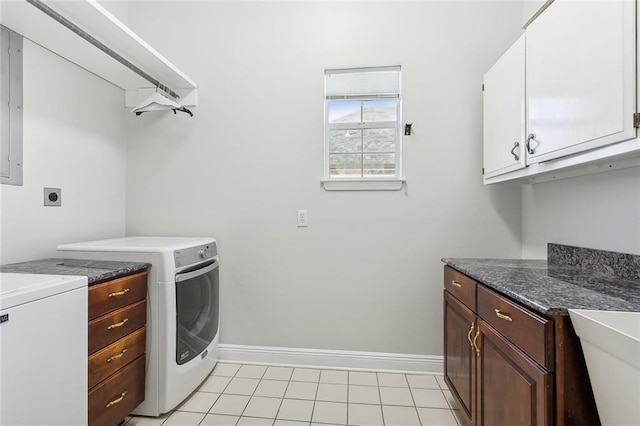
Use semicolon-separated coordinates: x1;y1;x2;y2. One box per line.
451;280;462;288
467;322;475;348
108;288;129;297
472;328;480;357
106;391;127;408
106;349;128;363
494;309;513;322
107;318;128;330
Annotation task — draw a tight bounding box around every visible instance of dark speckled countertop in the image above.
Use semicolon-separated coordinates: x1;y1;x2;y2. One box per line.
442;244;640;316
1;258;150;284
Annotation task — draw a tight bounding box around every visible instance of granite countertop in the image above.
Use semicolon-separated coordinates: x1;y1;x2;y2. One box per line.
1;258;150;284
442;245;640;315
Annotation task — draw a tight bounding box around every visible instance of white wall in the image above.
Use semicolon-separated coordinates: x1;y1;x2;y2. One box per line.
0;40;127;264
522;166;640;258
125;1;523;356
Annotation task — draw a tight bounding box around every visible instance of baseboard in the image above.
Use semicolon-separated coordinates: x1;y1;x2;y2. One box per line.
218;344;443;375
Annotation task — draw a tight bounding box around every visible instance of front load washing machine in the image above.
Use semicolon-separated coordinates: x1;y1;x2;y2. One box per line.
58;237;219;416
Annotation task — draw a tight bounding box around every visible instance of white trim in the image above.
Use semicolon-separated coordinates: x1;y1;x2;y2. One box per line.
321;178;405;191
217;344;443;375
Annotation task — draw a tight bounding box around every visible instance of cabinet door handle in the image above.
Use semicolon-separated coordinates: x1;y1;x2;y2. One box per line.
106;348;128;363
107;318;128;330
106;391;127;408
108;288;129;297
510;141;520;161
467;322;475;349
494;309;513;322
526;133;537;154
451;280;462;288
472;328;481;357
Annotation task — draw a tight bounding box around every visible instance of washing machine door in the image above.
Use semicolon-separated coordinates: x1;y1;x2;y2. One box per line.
174;259;219;365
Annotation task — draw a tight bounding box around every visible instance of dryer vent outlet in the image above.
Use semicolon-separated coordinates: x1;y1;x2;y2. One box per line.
44;188;61;206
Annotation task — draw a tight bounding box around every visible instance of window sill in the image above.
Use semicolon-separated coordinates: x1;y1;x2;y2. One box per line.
321;178;405;191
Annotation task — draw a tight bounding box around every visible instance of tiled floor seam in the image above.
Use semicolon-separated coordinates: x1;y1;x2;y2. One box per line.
271;375;293;422
236;367;269;420
376;374;386;426
404;373;423;426
309;373;321;424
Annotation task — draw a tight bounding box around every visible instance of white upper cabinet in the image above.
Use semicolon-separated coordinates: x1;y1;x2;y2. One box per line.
525;0;636;164
483;35;526;179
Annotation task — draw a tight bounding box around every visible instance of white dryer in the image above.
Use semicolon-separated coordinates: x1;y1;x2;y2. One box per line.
58;237;219;416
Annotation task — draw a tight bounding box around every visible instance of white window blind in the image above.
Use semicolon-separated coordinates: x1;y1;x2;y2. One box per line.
325;66;401;99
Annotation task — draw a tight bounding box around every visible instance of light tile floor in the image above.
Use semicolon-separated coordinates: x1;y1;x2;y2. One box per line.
124;363;465;426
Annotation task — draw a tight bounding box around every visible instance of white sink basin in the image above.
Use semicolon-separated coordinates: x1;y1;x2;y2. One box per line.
569;309;640;426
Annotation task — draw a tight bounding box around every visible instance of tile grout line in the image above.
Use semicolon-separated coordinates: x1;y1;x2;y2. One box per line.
272;366;294;424
207;363;242;426
346;370;350;425
403;373;423;426
309;369;321;425
199;366;234;420
376;372;386;426
237;364;269;421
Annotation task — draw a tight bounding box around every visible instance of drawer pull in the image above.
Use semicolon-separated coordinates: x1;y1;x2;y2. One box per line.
467;322;475;348
451;280;462;288
108;288;130;297
107;318;129;330
472;328;481;356
106;349;128;363
106;391;127;408
494;309;513;322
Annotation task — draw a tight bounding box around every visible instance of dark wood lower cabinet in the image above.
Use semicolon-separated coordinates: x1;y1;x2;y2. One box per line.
478;320;551;426
88;271;148;426
88;355;146;426
443;265;599;426
444;291;475;424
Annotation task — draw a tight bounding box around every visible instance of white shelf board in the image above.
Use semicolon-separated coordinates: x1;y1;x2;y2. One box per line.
0;0;196;93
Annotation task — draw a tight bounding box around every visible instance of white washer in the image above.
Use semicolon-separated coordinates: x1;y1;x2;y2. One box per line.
58;237;220;417
0;273;88;425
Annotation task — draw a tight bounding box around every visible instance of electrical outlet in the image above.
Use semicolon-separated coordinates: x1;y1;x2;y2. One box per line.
297;209;308;227
44;187;61;207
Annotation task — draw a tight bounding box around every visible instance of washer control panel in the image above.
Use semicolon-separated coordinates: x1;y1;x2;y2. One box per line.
174;242;217;268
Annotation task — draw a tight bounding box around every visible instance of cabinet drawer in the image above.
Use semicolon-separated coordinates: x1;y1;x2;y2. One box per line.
88;300;146;354
89;272;147;321
89;327;146;389
444;266;477;311
477;285;553;369
88;355;145;426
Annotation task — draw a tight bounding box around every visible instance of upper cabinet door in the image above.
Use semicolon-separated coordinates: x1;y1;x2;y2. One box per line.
526;0;636;164
483;35;526;179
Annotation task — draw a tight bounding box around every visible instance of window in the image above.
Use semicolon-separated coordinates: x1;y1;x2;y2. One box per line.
1;25;23;186
323;66;403;191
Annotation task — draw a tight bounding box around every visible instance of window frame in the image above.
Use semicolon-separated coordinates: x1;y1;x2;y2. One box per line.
1;25;23;186
322;66;405;191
